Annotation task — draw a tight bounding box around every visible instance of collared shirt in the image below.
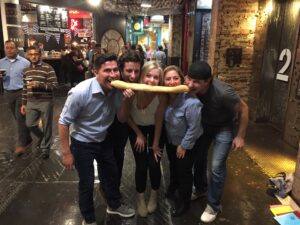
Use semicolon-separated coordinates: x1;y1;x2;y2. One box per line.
164;92;203;150
22;61;58;105
59;78;122;143
0;55;30;90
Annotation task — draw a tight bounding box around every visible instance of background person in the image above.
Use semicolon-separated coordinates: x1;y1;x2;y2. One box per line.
0;40;31;155
20;46;57;159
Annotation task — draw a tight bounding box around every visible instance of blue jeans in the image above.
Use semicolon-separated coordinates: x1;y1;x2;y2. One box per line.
71;137;121;223
193;126;233;211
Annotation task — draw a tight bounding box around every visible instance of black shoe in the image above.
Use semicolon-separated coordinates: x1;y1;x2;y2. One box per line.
41;152;49;159
171;202;190;217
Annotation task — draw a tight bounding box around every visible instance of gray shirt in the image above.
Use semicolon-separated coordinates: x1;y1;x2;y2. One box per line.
198;79;240;127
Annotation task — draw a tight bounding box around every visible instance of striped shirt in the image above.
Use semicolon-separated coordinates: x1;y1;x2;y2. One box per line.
22;61;58;105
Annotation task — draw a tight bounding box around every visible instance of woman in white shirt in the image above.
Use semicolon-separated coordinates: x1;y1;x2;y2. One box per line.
128;61;167;217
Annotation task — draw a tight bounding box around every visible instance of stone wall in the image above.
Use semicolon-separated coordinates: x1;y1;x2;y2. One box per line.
208;0;259;101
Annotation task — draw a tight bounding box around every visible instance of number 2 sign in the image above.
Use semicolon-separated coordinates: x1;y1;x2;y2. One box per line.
276;48;291;82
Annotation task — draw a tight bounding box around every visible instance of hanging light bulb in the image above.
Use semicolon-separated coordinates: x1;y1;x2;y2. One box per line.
87;0;101;7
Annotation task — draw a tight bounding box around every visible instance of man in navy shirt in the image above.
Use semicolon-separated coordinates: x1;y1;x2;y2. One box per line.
0;40;31;155
59;53;135;225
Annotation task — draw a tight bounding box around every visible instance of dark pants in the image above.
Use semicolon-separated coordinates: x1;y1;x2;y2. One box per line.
26;101;53;152
166;142;197;202
71;137;121;223
5;90;31;147
107;116;129;189
128;125;164;193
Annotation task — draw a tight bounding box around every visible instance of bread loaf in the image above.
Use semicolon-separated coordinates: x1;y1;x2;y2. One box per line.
111;80;189;93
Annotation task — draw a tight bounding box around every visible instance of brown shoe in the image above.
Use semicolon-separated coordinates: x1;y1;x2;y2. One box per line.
15;146;26;156
15;140;32;156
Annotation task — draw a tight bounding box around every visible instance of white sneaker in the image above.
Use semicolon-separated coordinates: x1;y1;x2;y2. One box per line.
82;220;97;225
200;204;219;223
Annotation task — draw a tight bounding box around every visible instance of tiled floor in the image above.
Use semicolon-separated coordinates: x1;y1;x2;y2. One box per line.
0;88;297;225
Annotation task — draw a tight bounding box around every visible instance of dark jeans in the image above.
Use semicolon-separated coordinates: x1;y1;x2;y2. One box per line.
71;137;121;223
26;101;53;152
193;125;234;211
5;90;31;146
107;116;129;189
166;142;197;202
128;125;164;193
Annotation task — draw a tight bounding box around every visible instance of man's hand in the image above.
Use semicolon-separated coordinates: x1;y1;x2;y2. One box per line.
232;136;245;151
27;81;39;89
20;105;26;115
176;145;186;159
122;89;135;100
62;151;74;170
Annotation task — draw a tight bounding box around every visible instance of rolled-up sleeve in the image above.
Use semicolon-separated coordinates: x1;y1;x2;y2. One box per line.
181;102;203;150
59;89;83;126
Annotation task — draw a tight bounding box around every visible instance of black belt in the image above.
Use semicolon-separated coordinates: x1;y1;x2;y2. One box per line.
4;89;22;93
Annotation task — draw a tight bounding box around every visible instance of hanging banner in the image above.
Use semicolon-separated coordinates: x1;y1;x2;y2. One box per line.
45;32;51;42
53;33;61;44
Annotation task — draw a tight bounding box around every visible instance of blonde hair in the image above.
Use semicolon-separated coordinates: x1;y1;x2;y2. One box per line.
139;61;163;85
136;61;163;106
163;65;185;84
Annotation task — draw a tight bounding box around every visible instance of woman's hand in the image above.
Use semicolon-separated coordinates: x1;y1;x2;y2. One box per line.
176;145;186;159
135;133;146;152
151;144;162;162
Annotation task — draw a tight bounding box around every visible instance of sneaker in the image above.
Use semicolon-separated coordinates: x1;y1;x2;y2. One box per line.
106;204;135;218
191;189;207;200
200;204;219;223
82;220;96;225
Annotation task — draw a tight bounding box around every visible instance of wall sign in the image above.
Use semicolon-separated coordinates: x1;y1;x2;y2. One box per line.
276;48;291;82
37;5;68;32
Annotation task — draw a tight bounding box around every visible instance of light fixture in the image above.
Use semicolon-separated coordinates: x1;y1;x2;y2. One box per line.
141;1;151;8
87;0;101;7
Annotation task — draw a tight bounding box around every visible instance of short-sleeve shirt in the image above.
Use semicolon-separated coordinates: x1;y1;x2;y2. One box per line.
198;79;240;127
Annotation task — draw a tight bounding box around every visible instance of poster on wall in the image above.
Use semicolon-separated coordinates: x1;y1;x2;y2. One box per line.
7;26;24;47
5;3;21;25
37;5;68;32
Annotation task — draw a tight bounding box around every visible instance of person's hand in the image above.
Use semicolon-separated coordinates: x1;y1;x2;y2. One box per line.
134;133;146;152
27;81;39;89
122;89;135;101
20;105;26;115
151;145;162;162
62;152;74;170
176;145;186;159
232;136;245;151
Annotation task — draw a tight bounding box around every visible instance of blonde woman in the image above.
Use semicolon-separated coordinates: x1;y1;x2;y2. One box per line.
128;61;167;217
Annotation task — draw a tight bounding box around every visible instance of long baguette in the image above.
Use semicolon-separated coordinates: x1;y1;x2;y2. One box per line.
111;80;189;93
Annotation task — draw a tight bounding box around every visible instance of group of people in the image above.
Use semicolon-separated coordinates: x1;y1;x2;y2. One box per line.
0;39;249;225
58;45;248;225
0;40;57;159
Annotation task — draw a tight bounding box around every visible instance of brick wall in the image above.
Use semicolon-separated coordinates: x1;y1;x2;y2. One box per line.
208;0;259;101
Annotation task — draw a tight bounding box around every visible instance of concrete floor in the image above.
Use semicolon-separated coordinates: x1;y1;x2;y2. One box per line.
0;87;297;225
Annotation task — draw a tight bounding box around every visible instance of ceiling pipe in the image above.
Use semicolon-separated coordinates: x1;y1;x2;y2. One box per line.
181;0;190;74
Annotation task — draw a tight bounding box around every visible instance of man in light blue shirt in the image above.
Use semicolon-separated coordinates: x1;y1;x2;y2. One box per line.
0;40;32;155
58;53;135;225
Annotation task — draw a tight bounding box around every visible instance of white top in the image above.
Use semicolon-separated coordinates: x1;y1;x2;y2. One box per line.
131;95;159;126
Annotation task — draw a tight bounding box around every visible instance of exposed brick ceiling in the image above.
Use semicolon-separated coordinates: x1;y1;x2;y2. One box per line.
103;0;185;16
